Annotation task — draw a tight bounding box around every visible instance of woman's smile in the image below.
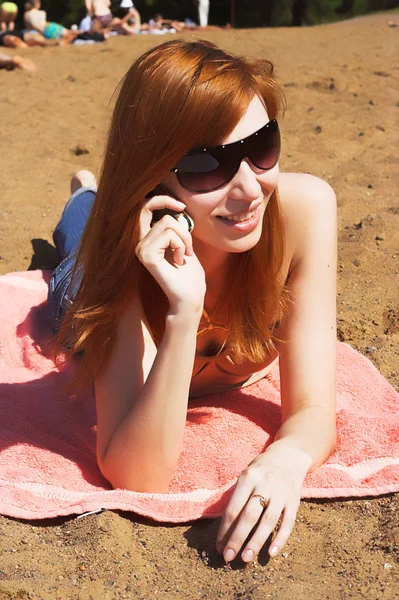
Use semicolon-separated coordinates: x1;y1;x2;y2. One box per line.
215;203;262;232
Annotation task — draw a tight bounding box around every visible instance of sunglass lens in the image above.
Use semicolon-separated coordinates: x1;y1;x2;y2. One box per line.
176;154;237;193
175;152;219;174
250;123;280;170
177;169;229;193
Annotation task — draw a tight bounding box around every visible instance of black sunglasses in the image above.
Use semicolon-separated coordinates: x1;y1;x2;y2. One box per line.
171;119;280;194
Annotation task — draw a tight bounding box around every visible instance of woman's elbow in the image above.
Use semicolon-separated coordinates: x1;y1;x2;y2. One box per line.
98;452;173;493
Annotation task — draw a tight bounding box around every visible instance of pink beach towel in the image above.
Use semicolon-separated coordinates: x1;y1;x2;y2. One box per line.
0;270;398;523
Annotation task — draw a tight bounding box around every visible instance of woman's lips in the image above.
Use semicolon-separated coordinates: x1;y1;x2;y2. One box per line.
216;204;261;232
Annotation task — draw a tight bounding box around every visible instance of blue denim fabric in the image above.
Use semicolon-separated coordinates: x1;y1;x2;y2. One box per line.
48;187;96;332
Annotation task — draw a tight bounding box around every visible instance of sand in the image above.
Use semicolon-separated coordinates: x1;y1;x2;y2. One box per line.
0;12;398;600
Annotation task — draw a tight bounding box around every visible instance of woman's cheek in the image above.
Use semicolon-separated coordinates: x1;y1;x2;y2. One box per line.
185;192;222;222
260;164;279;196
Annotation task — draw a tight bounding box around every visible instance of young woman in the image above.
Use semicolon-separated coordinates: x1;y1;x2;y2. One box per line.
24;0;73;41
50;40;337;564
0;1;18;31
85;0;113;30
112;0;141;35
0;28;66;47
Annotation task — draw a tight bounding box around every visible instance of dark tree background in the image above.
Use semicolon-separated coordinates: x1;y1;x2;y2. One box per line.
13;0;399;29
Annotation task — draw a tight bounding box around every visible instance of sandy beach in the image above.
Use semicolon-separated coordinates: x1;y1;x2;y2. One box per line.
0;12;398;599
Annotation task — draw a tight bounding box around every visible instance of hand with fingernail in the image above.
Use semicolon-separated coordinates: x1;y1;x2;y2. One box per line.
136;191;206;316
216;444;312;563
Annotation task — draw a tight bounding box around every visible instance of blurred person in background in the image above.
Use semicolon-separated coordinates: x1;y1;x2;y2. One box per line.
85;0;113;30
0;1;18;31
111;0;141;35
24;0;75;41
196;0;210;27
0;27;66;46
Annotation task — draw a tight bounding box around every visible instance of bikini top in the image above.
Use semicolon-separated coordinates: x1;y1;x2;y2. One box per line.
190;308;276;397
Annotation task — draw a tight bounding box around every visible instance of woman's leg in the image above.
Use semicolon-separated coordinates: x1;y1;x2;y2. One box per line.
48;170;97;332
53;170;97;259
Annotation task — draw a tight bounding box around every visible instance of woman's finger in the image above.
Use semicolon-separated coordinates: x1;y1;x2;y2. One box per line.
143;194;186;214
216;474;256;553
219;494;268;562
239;497;285;562
136;227;186;267
139;195;187;238
267;501;300;557
168;231;186;266
137;214;193;259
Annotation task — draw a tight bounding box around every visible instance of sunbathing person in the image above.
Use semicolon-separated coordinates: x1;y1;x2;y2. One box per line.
0;1;18;31
110;0;141;35
49;40;337;564
151;13;184;32
85;0;113;30
24;0;74;42
0;28;65;47
0;29;26;47
144;13;196;33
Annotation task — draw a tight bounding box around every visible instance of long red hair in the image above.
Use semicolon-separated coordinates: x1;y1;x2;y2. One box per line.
56;39;287;384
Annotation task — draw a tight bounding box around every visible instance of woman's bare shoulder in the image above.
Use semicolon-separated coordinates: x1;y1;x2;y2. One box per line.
278;172;336;213
277;172;337;267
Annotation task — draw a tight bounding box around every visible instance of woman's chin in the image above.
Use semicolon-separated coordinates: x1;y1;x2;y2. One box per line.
225;236;262;253
207;230;263;254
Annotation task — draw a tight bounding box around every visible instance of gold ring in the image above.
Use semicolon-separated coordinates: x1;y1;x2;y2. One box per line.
251;494;268;509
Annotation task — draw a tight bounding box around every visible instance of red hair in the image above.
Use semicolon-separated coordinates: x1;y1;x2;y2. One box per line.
56;39;287;384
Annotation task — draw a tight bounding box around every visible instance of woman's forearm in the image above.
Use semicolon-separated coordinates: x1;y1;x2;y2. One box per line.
98;310;201;493
270;405;337;473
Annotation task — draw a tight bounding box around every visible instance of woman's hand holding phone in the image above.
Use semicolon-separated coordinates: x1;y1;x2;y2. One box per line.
136;190;206;316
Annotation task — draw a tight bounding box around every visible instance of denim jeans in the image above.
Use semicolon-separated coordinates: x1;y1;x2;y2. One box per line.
48;187;96;332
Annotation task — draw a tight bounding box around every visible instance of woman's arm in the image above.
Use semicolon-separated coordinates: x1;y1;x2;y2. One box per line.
217;174;337;562
273;174;337;465
96;298;202;493
95;194;206;493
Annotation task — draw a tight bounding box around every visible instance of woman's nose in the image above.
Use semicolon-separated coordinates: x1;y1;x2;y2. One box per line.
228;159;262;201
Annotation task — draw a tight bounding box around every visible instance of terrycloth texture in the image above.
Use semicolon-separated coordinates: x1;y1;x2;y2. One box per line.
0;270;398;523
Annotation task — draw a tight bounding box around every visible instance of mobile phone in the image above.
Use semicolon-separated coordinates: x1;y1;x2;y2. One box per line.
150;208;194;233
147;185;194;233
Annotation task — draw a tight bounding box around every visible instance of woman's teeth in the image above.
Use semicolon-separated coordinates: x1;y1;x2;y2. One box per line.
221;209;256;222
